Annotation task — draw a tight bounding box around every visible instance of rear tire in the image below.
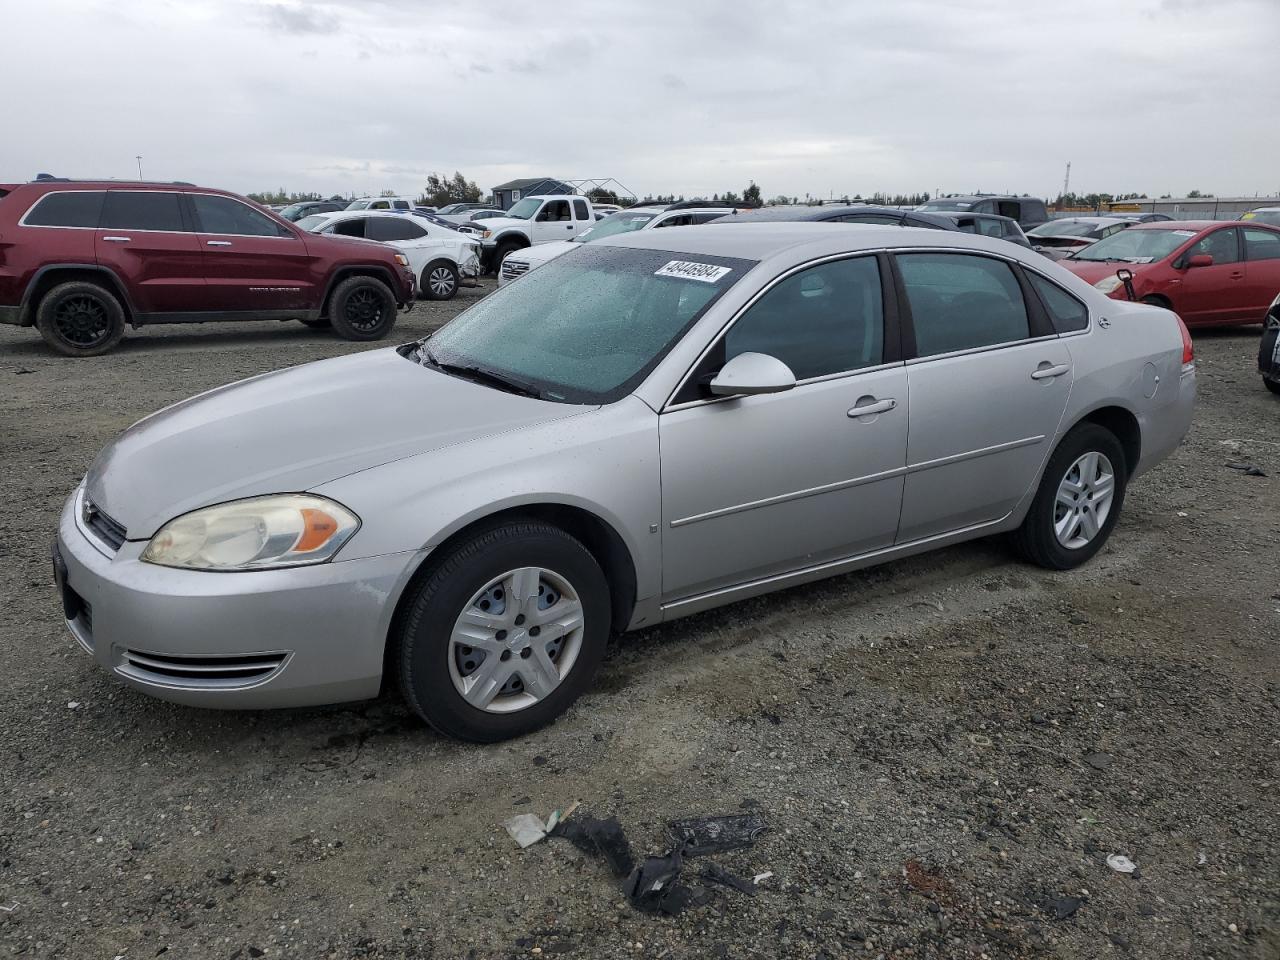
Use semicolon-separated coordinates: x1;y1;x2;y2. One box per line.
35;281;126;357
421;260;459;301
1011;423;1128;570
327;275;398;341
1141;295;1171;309
1265;378;1280;395
395;521;610;742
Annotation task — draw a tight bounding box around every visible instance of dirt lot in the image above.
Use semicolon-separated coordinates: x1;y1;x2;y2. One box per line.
1;288;1277;960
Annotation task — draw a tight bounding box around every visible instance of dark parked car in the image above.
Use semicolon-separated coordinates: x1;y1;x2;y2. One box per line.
278;200;346;222
917;195;1050;229
0;179;416;356
1026;217;1133;261
932;212;1031;248
709;204;961;231
1261;294;1280;394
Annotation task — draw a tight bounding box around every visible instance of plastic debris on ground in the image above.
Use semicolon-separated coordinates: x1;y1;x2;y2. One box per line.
503;801;581;849
540;810;770;916
667;813;769;856
1225;461;1267;477
1106;854;1138;874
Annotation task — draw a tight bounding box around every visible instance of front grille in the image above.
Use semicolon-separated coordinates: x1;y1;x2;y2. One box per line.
83;498;127;552
118;649;288;689
500;259;530;282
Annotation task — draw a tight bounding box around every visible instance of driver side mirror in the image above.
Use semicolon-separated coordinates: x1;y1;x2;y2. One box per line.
1186;254;1214;268
709;352;797;397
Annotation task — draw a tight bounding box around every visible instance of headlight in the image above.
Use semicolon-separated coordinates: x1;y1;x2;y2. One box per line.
1093;275;1124;294
480;229;492;239
141;495;359;571
394;254;410;267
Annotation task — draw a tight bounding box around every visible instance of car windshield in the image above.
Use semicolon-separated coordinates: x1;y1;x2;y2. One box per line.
417;245;756;404
1241;210;1280;226
280;204;306;218
295;214;329;231
1070;228;1193;263
918;200;974;211
505;198;542;220
347;200;371;210
572;211;658;243
1030;220;1104;238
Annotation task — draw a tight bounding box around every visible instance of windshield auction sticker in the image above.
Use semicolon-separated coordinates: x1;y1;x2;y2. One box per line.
655;260;732;283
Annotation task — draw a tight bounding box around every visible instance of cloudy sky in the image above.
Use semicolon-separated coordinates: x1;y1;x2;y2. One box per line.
5;0;1278;202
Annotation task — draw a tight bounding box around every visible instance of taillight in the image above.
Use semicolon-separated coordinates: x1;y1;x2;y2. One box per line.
1177;315;1194;365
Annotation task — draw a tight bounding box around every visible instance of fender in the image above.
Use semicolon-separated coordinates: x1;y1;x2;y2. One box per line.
19;263;138;326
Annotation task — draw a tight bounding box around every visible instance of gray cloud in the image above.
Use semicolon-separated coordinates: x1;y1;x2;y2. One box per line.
5;0;1279;201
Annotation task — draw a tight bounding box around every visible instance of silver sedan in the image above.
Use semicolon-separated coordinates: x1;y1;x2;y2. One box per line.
54;224;1196;741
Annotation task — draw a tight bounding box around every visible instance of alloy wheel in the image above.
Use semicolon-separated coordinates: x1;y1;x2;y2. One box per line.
1053;451;1116;549
343;288;385;332
448;566;585;714
53;295;111;347
428;266;456;298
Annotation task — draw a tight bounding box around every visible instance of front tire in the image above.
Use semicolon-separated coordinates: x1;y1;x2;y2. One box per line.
1265;378;1280;396
493;241;524;276
35;281;126;357
327;275;397;341
1011;423;1128;570
396;521;610;742
421;260;459;301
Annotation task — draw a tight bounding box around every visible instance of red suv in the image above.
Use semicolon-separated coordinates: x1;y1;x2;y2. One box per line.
0;179;416;356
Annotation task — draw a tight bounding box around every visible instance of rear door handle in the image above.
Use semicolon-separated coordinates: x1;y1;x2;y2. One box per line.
102;236;131;243
848;397;897;418
206;240;233;247
1031;363;1071;380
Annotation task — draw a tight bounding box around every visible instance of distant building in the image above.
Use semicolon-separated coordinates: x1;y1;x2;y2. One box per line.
1109;196;1280;220
491;177;575;210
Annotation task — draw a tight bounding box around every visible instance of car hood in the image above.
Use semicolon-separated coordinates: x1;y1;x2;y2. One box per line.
85;349;586;539
477;217;531;236
510;240;578;265
1058;259;1153;285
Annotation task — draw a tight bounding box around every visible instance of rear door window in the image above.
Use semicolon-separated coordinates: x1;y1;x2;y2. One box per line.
573;199;590;221
995;200;1019;219
332;218;368;238
192;195;291;237
1243;228;1280;261
101;191;186;231
23;191;106;228
392;200;410;210
1028;272;1088;333
368;217;427;241
897;253;1030;357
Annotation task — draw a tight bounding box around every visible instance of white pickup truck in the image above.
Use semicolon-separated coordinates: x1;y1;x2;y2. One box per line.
474;194;597;272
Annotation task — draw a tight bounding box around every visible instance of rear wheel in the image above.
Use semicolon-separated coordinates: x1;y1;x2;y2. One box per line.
327;275;397;341
395;521;610;742
1141;295;1171;309
421;260;459;301
1011;423;1128;570
35;281;126;357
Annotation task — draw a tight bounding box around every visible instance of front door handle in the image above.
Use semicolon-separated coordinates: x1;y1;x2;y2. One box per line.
206;240;233;247
847;397;897;418
1031;363;1071;380
102;236;131;243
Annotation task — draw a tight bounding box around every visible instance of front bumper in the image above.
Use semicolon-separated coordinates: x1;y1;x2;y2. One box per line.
459;252;482;287
54;489;420;709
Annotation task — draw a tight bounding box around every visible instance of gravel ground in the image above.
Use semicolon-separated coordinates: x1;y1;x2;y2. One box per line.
1;288;1277;960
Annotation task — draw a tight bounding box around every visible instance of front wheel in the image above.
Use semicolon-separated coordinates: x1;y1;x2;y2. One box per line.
327;275;398;341
421;260;459;301
1265;378;1280;396
395;521;610;742
1011;423;1128;570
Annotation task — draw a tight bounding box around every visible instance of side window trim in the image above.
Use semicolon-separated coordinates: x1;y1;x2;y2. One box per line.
665;252;900;409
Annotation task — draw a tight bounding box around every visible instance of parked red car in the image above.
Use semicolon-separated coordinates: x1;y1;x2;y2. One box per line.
0;178;416;356
1060;220;1280;327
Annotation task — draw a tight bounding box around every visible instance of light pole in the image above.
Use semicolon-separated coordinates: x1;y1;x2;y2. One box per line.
136;156;143;181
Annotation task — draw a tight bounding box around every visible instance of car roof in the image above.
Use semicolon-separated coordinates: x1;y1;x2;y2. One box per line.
594;221;1020;262
1038;216;1130;225
1129;220;1230;231
929;194;1027;203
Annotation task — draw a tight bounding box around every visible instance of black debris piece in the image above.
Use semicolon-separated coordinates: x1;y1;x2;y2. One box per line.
1083;751;1112;771
624;846;687;914
701;862;758;897
1224;461;1267;477
1047;896;1084;920
668;813;769;857
549;815;635;877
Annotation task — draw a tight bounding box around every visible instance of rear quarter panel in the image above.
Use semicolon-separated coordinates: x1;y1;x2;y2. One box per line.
0;187;99;313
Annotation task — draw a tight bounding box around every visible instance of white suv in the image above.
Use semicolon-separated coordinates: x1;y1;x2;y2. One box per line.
298;211;481;300
497;202;743;286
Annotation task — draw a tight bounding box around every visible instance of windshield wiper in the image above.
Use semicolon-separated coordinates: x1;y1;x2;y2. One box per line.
420;346;546;399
